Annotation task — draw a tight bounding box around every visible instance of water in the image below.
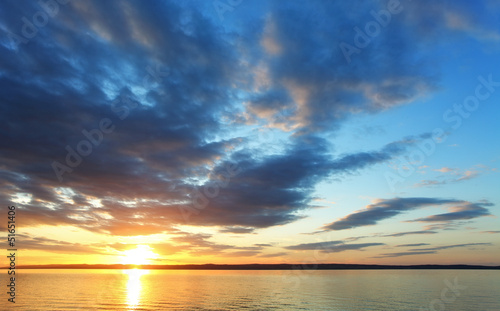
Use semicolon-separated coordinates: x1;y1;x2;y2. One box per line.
2;269;499;310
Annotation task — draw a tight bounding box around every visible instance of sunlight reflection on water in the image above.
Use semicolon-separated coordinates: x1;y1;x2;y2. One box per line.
6;269;500;310
124;269;149;309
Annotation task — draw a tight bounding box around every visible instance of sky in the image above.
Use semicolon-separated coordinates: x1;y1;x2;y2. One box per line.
0;0;499;266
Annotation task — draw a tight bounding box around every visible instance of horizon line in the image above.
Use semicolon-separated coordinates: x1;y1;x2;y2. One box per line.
3;263;500;270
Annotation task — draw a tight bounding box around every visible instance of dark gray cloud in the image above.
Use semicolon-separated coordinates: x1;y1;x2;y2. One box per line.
409;202;492;222
238;0;441;135
175;135;419;229
322;198;493;231
322;198;459;231
0;0;245;234
219;227;256;234
0;0;493;240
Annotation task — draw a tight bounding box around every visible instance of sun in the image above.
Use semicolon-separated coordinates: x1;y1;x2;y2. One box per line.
120;245;159;265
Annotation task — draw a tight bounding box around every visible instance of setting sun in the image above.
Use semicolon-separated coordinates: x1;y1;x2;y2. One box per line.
120;245;159;265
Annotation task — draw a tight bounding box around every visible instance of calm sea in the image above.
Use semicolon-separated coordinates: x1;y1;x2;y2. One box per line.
2;269;499;310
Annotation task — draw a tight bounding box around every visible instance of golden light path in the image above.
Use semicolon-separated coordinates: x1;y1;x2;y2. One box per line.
124;269;150;309
119;245;158;309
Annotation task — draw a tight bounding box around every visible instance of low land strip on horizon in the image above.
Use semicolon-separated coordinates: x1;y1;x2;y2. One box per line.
3;264;500;270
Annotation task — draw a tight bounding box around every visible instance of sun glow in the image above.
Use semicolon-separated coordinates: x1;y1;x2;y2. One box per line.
120;245;159;265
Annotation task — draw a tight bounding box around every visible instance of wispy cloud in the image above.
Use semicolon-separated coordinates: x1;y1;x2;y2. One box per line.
409;243;492;252
374;251;437;258
374;243;492;258
284;241;384;253
259;252;288;258
395;243;430;247
15;234;106;255
382;230;438;237
415;165;496;187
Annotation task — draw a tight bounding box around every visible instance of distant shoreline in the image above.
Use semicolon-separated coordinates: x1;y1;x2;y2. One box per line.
2;264;499;270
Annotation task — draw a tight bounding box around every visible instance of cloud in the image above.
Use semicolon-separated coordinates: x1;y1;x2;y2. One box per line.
434;167;455;173
220;251;262;257
0;0;497;241
148;243;187;256
259;252;288;258
15;234;106;255
219;227;256;234
374;251;437;258
322;198;493;231
416;165;496;187
403;0;500;42
395;243;430;247
284;240;343;250
443;9;500;41
382;230;437;237
284;241;384;253
409;202;492;222
137;231;269;257
421;222;473;231
322;198;461;231
374;242;492;258
0;131;420;235
409;243;492;251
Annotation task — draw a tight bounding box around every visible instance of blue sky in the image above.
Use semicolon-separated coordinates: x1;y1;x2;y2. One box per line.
0;0;499;265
